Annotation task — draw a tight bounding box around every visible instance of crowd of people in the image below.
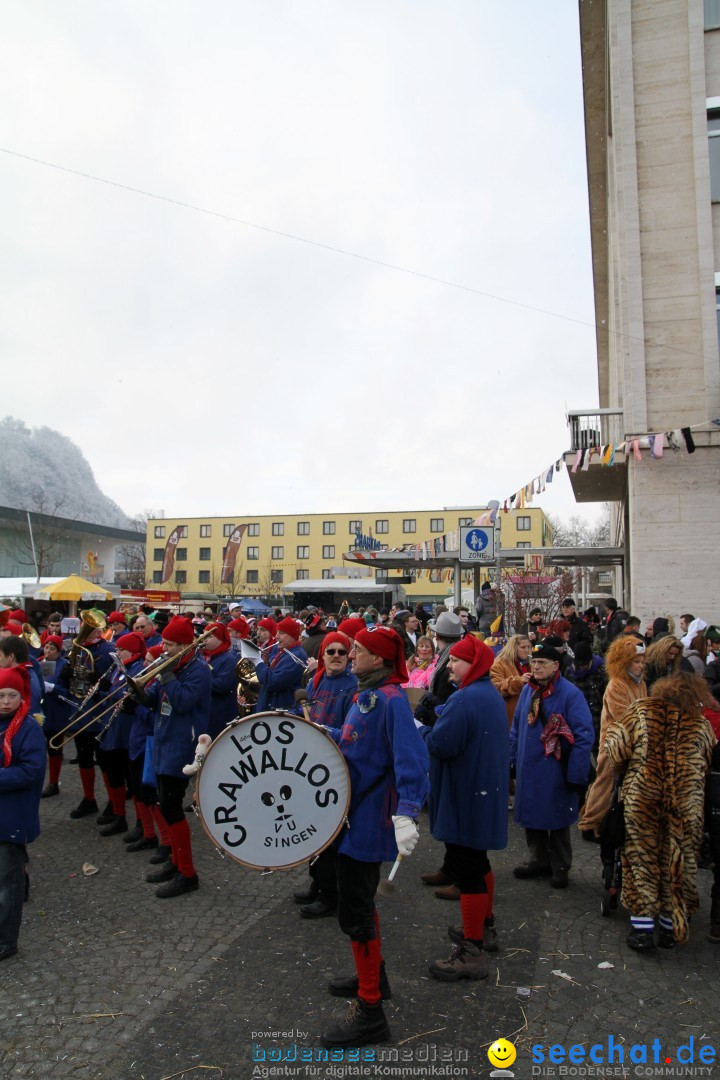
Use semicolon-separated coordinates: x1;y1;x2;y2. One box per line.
0;592;718;1049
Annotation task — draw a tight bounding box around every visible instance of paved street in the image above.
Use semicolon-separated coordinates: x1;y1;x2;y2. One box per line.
2;767;718;1080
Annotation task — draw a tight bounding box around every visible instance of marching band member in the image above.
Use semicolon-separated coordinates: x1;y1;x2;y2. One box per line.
39;635;70;798
293;631;358;920
131;645;173;863
201;622;238;740
321;626;429;1049
254;617;307;712
227;616;251;647
255;617;277;651
106;611;129;640
95;632;147;837
146;616;211;898
0;666;46;963
40;612;64;648
0;635;44;724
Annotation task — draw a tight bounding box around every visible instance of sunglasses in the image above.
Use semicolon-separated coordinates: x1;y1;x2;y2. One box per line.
325;648;347;656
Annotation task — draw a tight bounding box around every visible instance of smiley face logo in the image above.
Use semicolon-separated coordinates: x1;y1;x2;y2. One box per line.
488;1039;517;1070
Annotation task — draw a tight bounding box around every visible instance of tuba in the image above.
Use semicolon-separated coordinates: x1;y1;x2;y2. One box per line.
235;657;260;716
22;623;41;650
68;609;107;698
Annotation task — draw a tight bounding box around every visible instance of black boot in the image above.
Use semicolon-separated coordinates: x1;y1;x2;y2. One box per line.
293;884;319;905
147;863;177;884
69;798;98;820
41;783;60;799
96;801;114;826
123;821;144;844
328;962;392;1000
155;872;199;899
148;844;172;865
126;836;159;853
300;898;337;919
99;815;128;837
626;929;655;951
321;998;390;1049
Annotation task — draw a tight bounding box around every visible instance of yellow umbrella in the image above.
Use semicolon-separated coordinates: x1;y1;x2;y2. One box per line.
34;574;113;603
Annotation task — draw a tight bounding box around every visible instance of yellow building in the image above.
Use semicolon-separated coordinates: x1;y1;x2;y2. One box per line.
145;506;553;604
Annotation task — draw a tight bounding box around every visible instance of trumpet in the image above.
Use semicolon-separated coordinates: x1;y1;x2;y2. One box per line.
49;628;215;750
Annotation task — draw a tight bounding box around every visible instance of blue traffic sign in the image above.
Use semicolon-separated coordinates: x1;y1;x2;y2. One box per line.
459;526;495;563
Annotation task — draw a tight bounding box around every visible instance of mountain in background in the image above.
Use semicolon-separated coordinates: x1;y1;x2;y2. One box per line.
0;416;130;528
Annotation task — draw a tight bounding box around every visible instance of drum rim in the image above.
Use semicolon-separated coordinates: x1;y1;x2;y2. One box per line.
195;709;351;871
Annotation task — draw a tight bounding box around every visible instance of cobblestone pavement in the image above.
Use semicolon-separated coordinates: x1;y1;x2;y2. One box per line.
2;768;718;1080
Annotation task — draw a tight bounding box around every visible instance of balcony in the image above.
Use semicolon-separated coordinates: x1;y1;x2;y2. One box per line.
564;408;627;503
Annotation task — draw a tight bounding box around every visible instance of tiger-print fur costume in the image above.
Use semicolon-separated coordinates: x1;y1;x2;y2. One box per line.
604;699;716;943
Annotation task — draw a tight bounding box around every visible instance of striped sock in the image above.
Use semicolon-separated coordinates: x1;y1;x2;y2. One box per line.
631;917;655;933
659;914;673;932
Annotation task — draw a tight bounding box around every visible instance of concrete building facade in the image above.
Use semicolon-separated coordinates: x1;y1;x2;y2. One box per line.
570;0;720;619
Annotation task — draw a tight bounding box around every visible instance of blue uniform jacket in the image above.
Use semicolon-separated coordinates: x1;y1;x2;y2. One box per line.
304;670;358;728
98;658;145;752
205;649;238;740
326;682;429;863
153;655;212;779
510;676;594;830
418;676;509;851
27;661;45;721
129;680;157;763
0;711;46;844
255;643;308;713
43;656;73;734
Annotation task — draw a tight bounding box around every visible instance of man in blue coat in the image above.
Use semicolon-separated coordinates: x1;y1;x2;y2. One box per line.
147;617;211;899
254;617;307;712
510;641;594;888
201;622;239;740
0;666;46;961
417;635;509;981
321;626;429;1050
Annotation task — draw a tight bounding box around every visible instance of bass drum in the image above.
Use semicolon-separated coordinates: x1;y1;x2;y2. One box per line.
195;711;350;871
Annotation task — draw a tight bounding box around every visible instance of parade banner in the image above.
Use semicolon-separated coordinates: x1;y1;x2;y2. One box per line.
221;524;247;584
160;527;181;583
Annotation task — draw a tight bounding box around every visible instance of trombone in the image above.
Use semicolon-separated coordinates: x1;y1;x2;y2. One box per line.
48;628;215;750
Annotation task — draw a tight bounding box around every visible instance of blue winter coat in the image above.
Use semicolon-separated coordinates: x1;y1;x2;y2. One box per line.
153;655;212;778
303;670;358;728
0;711;46;844
326;682;430;863
510;676;594;830
205;649;239;740
129;682;158;762
418;676;509;851
255;643;308;713
98;659;145;752
42;656;73;734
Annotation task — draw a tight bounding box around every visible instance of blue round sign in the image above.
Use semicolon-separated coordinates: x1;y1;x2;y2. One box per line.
466;529;489;552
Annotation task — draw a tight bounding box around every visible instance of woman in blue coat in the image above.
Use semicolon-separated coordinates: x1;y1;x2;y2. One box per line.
40;636;71;798
254;618;308;713
418;636;509;982
201;623;239;740
510;641;594;888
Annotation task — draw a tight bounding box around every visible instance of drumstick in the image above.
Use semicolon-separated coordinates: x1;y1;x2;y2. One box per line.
376;855;402;898
294;688;312;724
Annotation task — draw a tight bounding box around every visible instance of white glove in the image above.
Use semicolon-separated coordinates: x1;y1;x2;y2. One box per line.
392;814;419;856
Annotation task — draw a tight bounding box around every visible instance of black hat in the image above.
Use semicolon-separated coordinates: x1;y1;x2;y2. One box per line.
574;641;592;665
561;597;576;608
531;641;562;663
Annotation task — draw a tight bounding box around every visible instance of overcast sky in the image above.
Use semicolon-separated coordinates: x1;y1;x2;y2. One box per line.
2;1;602;525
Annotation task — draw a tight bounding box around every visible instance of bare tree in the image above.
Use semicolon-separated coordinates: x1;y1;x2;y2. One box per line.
0;492;73;580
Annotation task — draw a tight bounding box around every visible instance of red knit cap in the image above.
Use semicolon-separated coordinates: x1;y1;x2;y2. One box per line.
276;617;301;641
116;632;147;661
227;617;250;639
258;617;277;636
107;611;128;625
162;616;195;645
313;631;352;690
0;667;29;700
449;636;495;688
44;635;64;651
5;621;23;636
337;617;366;640
147;644;165;661
8;609;26;623
354;626;408;684
204;622;231;657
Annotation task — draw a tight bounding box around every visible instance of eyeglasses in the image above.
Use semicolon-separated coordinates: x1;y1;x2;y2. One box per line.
325;648;347;656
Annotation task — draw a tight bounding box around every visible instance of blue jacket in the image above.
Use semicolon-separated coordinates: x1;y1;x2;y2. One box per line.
304;670;358;729
129;681;158;763
419;676;509;850
255;643;308;713
98;658;145;752
42;656;73;734
0;710;46;844
326;682;429;863
153;655;212;778
510;676;594;830
205;649;238;740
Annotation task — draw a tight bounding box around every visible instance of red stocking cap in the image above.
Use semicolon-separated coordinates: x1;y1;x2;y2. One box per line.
449;636;495;688
276;617;302;642
44;634;64;651
0;666;30;767
162;616;195;645
8;609;27;623
258;617;277;637
204;622;231;658
313;631;352;690
227;617;250;639
107;611;128;626
115;632;147;663
5;621;23;636
147;644;165;661
337;617;366;640
354;626;408;684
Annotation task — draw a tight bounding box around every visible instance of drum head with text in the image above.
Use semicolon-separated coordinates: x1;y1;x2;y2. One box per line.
196;711;350;870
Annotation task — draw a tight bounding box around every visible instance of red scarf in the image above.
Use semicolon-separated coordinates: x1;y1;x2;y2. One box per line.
0;666;31;768
203;623;231;660
527;668;561;725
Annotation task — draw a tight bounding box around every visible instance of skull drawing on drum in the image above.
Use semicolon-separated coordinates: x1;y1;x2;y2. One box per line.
195;712;351;870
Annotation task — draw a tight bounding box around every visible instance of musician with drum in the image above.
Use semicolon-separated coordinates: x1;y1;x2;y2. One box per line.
147;616;211;898
201;623;238;741
320;625;430;1050
254;618;307;712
